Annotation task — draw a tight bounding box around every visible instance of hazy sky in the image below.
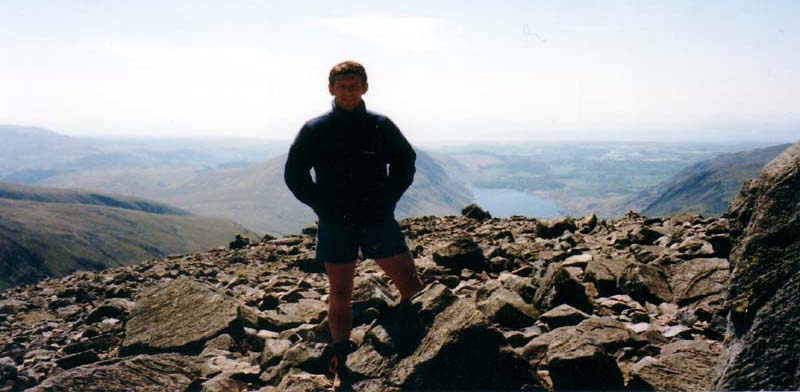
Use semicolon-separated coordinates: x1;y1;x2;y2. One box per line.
1;1;798;143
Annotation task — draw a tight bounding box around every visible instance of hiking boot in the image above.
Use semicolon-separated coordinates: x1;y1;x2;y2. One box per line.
380;300;424;356
329;340;356;391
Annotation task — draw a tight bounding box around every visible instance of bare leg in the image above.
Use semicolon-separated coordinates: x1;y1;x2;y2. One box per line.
324;261;357;343
376;249;423;302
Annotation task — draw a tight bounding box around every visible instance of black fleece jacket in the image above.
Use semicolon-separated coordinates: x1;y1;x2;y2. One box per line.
284;100;416;225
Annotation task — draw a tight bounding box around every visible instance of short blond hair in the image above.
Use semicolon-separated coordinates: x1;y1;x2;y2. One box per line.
328;60;368;86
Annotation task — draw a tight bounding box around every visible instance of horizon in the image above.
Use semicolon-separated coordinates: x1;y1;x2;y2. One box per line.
1;1;798;142
2;122;796;146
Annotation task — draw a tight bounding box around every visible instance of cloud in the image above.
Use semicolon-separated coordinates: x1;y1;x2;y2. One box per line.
312;15;462;52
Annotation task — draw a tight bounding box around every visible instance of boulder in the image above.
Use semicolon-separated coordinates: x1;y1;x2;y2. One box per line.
0;356;17;384
536;217;576;239
276;299;327;326
583;256;628;296
351;274;397;324
347;340;394;378
629;226;664;245
562;253;593;268
410;283;457;322
28;354;199;392
546;328;624;391
432;237;487;271
596;294;646;315
461;203;492;220
475;280;539;329
258;299;327;331
630;340;721;391
85;298;135;323
520;332;558;368
533;263;593;313
668;258;729;307
619;263;673;304
260;339;293;368
259;342;332;384
715;141;800;391
202;334;236;354
388;298;537;390
575;316;643;351
497;271;538;303
196;345;260;377
262;369;331;392
343;284;538;390
576;213;598;231
201;373;249;392
539;304;590;329
0;299;28;314
121;277;242;355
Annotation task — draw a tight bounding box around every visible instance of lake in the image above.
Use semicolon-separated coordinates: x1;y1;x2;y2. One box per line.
467;185;563;218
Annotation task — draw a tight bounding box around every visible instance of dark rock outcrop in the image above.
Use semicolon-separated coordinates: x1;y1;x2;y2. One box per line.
714;141;800;391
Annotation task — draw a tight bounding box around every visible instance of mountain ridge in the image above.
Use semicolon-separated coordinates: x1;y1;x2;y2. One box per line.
0;182;190;216
622;143;791;217
0;183;257;290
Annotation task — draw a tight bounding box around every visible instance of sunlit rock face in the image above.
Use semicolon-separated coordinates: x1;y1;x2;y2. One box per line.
714;141;800;391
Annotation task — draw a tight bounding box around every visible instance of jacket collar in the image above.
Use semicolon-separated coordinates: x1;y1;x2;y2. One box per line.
331;99;367;119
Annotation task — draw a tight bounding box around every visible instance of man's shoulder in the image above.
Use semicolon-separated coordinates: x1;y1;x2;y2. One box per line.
303;110;334;129
365;109;391;123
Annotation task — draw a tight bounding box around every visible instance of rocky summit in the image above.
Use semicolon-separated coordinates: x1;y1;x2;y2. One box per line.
0;141;797;392
0;210;735;392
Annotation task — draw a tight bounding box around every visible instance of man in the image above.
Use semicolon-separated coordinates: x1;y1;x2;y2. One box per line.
284;60;423;389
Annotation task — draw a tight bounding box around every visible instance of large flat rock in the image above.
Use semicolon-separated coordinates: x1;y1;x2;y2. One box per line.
121;277;241;355
630;340;721;392
27;354;198;392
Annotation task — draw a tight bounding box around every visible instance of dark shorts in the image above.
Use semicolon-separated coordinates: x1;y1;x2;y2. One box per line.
315;218;410;264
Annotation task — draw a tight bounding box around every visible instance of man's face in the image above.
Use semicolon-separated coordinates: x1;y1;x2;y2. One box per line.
328;74;368;111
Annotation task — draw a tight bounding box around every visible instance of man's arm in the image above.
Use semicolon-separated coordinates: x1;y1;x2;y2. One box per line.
284;124;318;209
383;118;416;204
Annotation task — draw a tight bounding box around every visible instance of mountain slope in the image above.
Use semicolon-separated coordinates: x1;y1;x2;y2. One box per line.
0;182;189;215
624;143;791;217
0;184;256;290
159;148;474;236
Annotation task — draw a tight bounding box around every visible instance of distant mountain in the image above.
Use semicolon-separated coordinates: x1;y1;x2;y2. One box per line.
0;125;95;181
157;148;474;236
0;182;256;290
1;125;474;236
624;143;791;217
0;124;288;186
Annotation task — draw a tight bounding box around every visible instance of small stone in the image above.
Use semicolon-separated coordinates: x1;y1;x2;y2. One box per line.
539;304;590;329
662;325;692;339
